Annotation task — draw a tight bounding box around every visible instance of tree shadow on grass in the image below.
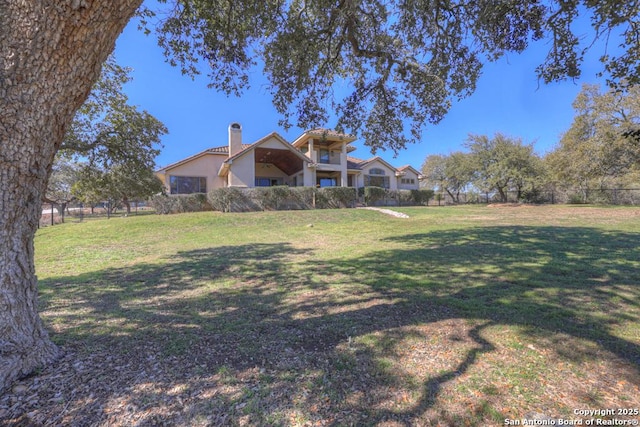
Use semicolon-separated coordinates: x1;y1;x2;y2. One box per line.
374;226;640;356
323;225;640;424
12;226;640;425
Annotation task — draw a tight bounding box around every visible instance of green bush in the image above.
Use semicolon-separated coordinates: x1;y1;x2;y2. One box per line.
465;191;481;204
319;187;357;208
207;186;363;212
389;189;434;206
363;186;387;206
252;186;293;210
149;195;175;214
410;189;434;205
520;188;546;204
176;193;212;213
208;187;256;212
149;194;212;214
289;187;316;209
567;193;586;204
397;190;413;206
313;189;330;209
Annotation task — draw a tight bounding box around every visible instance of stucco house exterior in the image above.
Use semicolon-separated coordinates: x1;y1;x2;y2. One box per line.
155;123;423;194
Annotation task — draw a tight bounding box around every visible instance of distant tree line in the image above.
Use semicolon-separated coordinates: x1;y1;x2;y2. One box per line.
422;84;640;204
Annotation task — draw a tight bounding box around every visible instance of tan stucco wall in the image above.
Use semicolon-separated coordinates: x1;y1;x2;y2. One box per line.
158;153;227;193
228;150;255;187
304;169;313;187
357;160;398;190
228;135;313;187
398;169;420;190
259;136;289;149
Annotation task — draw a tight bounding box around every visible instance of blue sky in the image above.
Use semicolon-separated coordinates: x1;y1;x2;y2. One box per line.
113;11;614;171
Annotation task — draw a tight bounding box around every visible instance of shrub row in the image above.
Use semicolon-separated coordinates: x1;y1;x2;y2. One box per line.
149;193;212;214
207;186;358;212
150;187;433;214
358;187;434;206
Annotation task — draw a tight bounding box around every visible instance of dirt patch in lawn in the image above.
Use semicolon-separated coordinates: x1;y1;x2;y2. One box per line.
3;282;639;426
6;209;640;426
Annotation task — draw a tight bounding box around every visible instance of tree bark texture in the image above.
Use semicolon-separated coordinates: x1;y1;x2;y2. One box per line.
0;0;142;393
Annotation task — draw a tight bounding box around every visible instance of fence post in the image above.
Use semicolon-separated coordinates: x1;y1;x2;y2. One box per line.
51;204;54;226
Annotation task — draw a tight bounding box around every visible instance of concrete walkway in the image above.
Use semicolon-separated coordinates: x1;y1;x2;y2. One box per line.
357;206;410;218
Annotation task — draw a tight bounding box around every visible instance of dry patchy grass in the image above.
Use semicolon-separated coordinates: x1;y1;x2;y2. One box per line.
2;205;639;426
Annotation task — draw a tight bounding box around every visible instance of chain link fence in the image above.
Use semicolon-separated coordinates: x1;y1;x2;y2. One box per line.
38;188;640;226
39;201;150;227
435;188;640;206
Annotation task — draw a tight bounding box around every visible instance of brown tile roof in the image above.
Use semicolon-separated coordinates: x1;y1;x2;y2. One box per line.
156;144;253;171
346;156;367;169
206;144;253;154
350;156;404;173
306;128;356;139
397;164;421;175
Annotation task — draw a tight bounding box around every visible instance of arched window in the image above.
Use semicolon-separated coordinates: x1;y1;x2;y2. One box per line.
365;168;390;188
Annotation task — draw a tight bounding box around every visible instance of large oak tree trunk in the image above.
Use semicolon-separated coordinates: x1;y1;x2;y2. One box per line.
0;0;142;393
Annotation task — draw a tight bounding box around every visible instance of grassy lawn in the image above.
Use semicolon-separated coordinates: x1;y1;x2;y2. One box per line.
4;205;640;426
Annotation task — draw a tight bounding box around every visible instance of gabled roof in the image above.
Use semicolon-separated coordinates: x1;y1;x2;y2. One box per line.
156;144;252;172
225;132;309;164
208;144;253;154
292;128;357;147
397;165;421;175
356;156;400;173
219;132;311;177
306;128;357;140
346;156;367;170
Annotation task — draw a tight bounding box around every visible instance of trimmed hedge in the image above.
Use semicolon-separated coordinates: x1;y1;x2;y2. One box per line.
152;186;431;214
208;186;357;212
208;186;314;212
149;194;212;214
319;187;357;208
207;187;258;212
290;187;316;208
359;187;434;206
363;186;387;205
252;186;296;210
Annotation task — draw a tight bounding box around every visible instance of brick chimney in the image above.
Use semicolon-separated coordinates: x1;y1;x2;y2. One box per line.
228;122;242;157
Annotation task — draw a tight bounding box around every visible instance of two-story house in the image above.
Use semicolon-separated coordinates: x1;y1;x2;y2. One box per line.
155;123;422;194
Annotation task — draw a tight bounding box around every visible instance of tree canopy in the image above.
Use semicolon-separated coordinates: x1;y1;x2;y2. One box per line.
44;159;82;222
141;0;640;153
546;84;640;193
421;152;474;203
60;56;167;172
49;55;167;214
2;0;640;393
73;163;165;214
